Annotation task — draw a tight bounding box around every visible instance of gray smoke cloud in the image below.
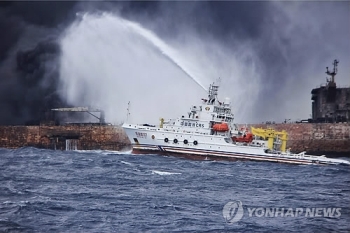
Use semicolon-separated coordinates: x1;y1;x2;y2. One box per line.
253;2;350;122
0;1;349;125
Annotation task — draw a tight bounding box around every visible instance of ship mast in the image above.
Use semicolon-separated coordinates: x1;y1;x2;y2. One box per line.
325;59;339;85
208;83;219;105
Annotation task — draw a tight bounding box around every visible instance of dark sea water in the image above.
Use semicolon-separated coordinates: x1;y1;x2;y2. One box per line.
0;147;349;232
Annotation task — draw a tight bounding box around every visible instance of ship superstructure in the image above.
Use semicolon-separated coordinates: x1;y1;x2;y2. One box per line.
160;83;236;136
311;60;350;123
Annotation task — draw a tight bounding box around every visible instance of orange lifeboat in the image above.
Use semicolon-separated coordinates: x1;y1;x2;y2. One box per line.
213;122;229;132
232;133;253;143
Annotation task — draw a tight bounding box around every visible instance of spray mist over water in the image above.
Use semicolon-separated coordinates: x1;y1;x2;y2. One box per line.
59;12;262;124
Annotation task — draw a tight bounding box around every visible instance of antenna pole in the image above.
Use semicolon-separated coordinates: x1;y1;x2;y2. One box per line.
126;101;130;122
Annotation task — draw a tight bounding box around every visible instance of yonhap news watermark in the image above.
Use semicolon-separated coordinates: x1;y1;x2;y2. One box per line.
222;200;342;224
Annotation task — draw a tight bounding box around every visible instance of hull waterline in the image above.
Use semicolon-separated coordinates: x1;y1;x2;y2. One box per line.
130;144;350;166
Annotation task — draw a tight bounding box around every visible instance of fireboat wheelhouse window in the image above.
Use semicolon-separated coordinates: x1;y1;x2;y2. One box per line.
214;106;225;113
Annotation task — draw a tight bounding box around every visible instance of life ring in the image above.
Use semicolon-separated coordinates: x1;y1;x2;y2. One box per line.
193;140;198;145
164;138;169;143
174;138;178;143
184;139;188;144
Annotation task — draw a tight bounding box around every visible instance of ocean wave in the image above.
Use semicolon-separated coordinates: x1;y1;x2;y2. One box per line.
120;161;133;166
151;170;182;176
0;149;349;232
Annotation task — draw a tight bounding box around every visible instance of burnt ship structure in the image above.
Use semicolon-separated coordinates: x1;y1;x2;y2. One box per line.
311;60;350;123
0;107;130;151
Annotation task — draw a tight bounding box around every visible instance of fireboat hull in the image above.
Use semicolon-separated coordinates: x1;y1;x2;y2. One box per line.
131;144;318;165
122;124;350;166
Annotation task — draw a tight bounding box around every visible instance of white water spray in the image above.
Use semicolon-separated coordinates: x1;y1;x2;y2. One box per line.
59;12;262;124
118;15;208;91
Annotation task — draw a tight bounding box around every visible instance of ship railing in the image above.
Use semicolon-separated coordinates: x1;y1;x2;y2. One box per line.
316;83;350;88
301;153;323;160
296;153;305;159
284;151;306;159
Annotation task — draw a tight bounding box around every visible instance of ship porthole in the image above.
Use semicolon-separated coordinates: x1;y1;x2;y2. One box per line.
152;135;155;139
184;139;188;144
174;138;178;143
164;138;169;143
193;140;198;145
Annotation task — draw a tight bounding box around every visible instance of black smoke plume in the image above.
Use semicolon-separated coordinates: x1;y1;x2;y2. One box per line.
0;2;348;124
0;2;76;125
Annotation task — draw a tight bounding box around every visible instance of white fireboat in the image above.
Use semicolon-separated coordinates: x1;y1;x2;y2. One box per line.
122;83;350;166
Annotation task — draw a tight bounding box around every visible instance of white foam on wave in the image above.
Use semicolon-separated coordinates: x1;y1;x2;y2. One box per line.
120;161;133;166
118;149;133;155
151;170;182;176
73;149;131;155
